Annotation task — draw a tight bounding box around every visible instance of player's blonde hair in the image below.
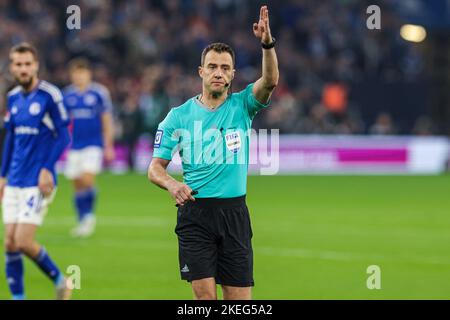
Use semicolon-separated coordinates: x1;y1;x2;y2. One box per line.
9;42;38;61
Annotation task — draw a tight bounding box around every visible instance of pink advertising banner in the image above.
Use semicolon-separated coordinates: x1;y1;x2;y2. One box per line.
57;135;449;175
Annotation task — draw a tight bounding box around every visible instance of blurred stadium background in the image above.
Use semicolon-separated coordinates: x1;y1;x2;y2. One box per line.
0;0;449;299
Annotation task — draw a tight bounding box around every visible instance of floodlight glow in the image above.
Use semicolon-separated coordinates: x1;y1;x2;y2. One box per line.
400;24;427;43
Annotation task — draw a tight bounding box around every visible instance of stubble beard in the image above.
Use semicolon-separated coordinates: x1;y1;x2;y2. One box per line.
209;85;226;100
17;75;34;91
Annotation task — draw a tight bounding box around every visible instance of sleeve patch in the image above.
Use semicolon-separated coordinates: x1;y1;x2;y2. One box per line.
154;130;163;148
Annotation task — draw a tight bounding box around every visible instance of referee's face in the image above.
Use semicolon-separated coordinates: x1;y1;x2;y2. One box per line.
199;51;235;96
10;52;39;88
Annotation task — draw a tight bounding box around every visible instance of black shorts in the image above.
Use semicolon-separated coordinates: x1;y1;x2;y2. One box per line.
175;195;254;287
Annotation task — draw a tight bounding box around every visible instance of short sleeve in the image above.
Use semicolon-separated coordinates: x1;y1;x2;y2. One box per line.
242;83;271;120
48;89;70;129
97;86;113;113
152;109;180;160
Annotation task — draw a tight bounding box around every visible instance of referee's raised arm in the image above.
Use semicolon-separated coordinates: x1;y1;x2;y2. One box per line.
147;6;277;300
252;5;279;105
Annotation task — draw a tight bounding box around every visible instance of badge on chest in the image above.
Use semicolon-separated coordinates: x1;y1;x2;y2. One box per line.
29;102;41;116
225;131;241;154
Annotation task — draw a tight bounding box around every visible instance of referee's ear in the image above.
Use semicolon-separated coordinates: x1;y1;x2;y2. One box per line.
198;66;204;79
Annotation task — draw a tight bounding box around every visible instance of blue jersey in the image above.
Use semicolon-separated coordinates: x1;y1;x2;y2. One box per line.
63;82;112;149
4;81;70;187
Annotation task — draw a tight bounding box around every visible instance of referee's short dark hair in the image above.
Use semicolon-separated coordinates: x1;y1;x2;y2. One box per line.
9;42;38;61
201;43;235;67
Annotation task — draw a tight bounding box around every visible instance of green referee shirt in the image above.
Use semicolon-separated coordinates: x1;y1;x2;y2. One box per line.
153;83;269;198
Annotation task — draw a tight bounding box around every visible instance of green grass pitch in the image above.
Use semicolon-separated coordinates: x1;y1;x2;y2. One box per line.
0;173;449;299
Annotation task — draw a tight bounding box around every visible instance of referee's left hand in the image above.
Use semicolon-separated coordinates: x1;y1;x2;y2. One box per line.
167;180;196;207
38;168;54;197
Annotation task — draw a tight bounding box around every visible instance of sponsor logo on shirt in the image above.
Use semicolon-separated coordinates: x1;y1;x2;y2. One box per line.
15;126;39;135
71;109;94;119
11;106;18;114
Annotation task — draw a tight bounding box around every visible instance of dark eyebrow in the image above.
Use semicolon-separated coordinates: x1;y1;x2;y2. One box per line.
207;63;231;68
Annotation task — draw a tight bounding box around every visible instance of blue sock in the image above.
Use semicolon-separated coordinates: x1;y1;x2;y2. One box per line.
5;252;25;300
33;247;61;285
75;188;96;221
85;188;96;218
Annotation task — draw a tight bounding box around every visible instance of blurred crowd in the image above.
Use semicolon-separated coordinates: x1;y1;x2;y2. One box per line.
0;0;432;145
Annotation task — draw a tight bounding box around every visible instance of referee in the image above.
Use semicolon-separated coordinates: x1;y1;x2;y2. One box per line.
148;6;278;300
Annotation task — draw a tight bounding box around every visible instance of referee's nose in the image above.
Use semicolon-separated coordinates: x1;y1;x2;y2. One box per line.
213;70;224;79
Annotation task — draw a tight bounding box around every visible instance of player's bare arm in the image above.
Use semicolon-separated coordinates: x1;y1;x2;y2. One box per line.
252;5;279;104
148;158;195;206
0;127;14;202
101;112;115;162
0;177;6;200
38;168;54;197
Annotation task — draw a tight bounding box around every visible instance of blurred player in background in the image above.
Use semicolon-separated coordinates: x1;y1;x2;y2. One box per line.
63;58;115;237
148;6;278;300
0;43;72;300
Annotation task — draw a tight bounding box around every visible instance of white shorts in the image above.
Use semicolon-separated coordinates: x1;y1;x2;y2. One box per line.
65;146;103;179
2;186;56;226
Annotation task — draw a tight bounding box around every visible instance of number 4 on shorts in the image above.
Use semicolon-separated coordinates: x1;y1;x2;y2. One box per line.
27;196;35;208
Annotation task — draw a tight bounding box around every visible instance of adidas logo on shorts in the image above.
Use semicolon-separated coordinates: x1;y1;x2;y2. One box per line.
181;264;190;273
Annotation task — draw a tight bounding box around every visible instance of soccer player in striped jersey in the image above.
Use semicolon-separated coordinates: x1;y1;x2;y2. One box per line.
63;58;115;237
0;43;72;300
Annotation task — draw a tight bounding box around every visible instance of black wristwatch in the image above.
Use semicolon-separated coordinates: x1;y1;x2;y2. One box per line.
261;37;276;49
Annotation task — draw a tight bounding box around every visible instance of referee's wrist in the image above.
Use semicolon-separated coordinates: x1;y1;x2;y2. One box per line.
261;37;276;49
